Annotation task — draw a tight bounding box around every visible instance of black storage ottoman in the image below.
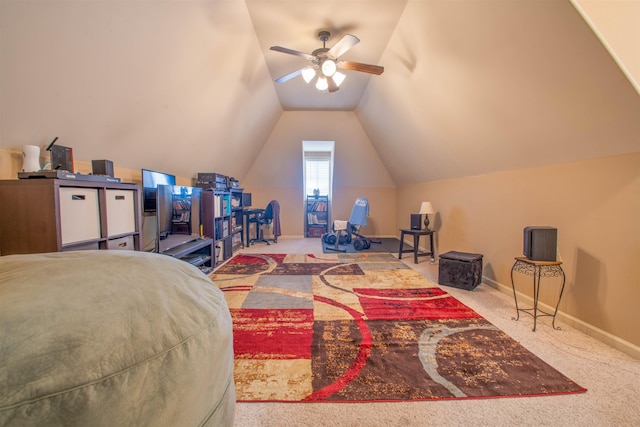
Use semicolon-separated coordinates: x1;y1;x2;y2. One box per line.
438;251;483;290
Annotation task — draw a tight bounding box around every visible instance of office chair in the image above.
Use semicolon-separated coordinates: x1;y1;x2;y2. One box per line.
249;200;280;245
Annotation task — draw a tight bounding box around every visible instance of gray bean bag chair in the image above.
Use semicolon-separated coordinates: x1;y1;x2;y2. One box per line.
0;250;235;426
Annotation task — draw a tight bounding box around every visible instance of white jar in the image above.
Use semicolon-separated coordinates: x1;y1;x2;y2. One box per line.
22;145;41;172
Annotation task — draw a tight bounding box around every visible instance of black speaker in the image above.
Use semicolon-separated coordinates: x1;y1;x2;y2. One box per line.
523;226;557;261
92;159;114;177
410;214;422;230
50;145;74;172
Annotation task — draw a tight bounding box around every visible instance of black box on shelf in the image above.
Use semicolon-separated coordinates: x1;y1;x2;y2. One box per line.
50;145;74;172
91;159;114;177
197;173;228;190
410;214;422;230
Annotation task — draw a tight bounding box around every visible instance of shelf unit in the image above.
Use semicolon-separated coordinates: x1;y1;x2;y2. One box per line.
229;189;244;253
202;189;241;267
0;179;142;255
197;171;246;268
305;195;329;238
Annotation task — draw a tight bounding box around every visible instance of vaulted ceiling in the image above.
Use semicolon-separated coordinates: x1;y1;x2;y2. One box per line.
1;1;638;185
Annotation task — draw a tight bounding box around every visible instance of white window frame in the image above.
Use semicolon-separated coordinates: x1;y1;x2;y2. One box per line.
302;141;334;201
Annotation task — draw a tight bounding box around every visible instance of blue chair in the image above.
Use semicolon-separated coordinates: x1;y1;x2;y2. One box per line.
249;200;280;245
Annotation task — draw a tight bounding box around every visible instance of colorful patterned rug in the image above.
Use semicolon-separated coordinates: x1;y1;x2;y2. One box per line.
210;253;586;402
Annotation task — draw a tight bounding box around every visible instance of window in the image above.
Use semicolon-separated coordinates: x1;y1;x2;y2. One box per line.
302;141;334;198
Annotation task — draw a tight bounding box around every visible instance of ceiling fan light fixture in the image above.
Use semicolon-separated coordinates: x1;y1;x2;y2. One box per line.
316;76;328;91
321;59;337;77
301;67;316;83
271;31;383;93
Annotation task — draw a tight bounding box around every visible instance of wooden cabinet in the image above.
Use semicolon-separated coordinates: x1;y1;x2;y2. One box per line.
305;195;329;238
0;179;142;255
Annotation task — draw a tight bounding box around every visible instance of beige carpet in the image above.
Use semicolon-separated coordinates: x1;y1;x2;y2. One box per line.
219;237;640;427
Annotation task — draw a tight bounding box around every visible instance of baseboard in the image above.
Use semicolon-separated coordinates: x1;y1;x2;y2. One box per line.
483;276;640;360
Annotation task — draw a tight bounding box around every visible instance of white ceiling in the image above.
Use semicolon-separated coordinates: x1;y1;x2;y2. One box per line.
0;0;638;185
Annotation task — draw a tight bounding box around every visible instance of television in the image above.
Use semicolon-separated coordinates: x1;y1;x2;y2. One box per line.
142;169;176;213
242;192;252;208
156;185;202;253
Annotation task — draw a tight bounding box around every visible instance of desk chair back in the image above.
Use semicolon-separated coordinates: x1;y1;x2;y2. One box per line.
265;200;281;241
250;200;280;245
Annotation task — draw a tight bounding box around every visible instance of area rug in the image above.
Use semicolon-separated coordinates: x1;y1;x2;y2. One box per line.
210;253;586;402
321;237;403;254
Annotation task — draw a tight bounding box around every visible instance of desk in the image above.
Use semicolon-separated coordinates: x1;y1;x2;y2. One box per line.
242;209;264;247
510;257;565;331
398;229;434;264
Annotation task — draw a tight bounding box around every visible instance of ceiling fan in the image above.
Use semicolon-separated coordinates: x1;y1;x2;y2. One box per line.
270;31;384;93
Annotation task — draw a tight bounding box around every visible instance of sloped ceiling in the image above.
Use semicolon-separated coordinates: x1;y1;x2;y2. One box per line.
356;0;640;185
0;0;638;185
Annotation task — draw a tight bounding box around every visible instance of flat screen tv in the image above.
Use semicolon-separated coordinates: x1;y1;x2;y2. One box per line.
156;185;202;253
142;169;176;213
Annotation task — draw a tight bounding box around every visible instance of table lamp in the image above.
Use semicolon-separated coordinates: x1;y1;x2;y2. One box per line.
419;202;435;231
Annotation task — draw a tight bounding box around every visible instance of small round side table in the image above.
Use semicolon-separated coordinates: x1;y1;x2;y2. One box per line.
510;257;566;331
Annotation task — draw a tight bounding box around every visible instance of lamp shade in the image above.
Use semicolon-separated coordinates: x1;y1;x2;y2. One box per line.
419;202;435;215
333;71;346;87
316;76;328;91
301;67;316;83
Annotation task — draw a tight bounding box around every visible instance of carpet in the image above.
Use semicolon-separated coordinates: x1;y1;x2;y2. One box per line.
321;237;404;254
210;253;586;402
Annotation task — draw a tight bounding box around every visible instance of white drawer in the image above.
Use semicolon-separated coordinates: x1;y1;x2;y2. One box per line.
105;189;136;236
59;187;101;245
106;235;135;250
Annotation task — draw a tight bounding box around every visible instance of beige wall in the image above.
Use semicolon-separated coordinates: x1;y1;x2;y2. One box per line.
397;152;640;350
242;111;397;237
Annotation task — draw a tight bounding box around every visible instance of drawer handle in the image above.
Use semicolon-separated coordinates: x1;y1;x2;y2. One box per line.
115;195;125;200
71;195;86;200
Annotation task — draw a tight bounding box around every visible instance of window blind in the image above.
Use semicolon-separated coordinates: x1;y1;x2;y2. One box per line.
304;151;331;196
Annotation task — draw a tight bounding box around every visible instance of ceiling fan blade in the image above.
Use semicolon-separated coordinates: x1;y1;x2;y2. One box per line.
327;76;339;93
327;34;359;58
338;61;384;75
275;68;303;84
270;46;316;61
